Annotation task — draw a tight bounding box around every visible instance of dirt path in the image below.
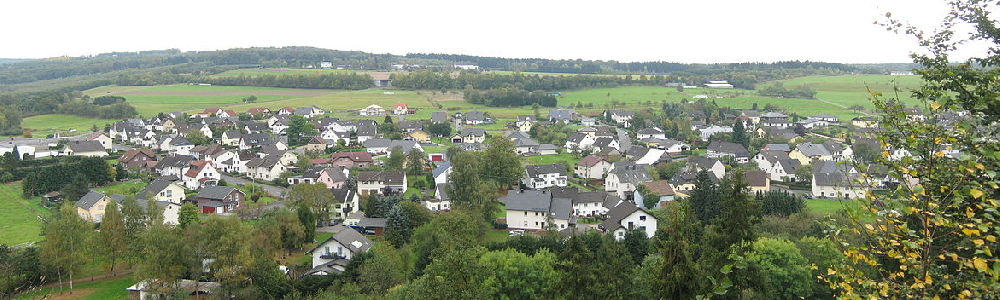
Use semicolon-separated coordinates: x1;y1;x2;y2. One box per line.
33;269;134;290
815;97;871;116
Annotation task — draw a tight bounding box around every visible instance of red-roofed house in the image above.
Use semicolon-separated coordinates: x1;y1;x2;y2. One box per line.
575;155;610;179
183;161;219;190
248;107;271;115
217;109;238;118
118;149;157;172
330;151;374;169
393;103;408;115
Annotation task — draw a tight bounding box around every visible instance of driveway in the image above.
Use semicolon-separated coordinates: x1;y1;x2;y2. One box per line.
616;127;632;155
221;174;287;198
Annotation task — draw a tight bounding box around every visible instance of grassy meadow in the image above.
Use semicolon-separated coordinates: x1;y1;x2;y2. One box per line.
22;115;115;137
0;182;49;246
13;275;134;300
209;68;372;77
779;75;924;109
83;84;343;116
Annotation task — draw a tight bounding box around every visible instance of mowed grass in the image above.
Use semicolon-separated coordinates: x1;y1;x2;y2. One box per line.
22;115;115;137
14;275;133;300
557;86;686;106
806;199;861;215
225;89;431;115
0;182;49;246
779;75;925;109
83;84;343;116
93;180;145;197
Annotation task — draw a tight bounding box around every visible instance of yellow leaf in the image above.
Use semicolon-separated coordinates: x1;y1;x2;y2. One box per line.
865;224;875;231
973;257;988;271
987;236;996;242
930;102;942;110
973;239;984;246
970;189;984;199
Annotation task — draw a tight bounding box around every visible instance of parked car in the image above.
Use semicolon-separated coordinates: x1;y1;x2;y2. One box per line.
509;229;525;237
802;193;813;199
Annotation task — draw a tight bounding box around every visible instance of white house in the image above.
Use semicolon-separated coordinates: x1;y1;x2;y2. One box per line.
605;162;653;200
811;161;867;199
502;190;573;231
600;200;657;240
633;180;675;209
305;226;374;276
359;104;386;116
575;155;610;179
522;164;568;189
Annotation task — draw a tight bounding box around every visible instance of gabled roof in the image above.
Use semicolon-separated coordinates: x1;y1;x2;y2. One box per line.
331;186;356;204
464;110;486;121
599;201;650;231
548;109;577;120
331;151;373;162
708;141;750;157
307;225;374;255
357;171;406;186
689;157;721;170
504;131;531;140
195;186;241;200
637;127;664;135
184;161;212;178
762;144;791;152
356;124;377;137
321;167;348;182
65;140;105;153
136;179;179;200
156;155;195;170
431;111;449;123
501;190;570;220
118;149;156;162
525;164;567;177
431;161;452;178
609;162;652;184
76;191;109;209
643;180;675;196
458;128;486;137
794;143;832;157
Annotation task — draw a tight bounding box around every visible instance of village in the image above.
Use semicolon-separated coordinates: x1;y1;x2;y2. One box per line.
0;75;941;298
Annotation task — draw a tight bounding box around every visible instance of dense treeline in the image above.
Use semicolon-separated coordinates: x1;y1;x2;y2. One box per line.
57;101;137;119
21;156;115;197
757;82;818;99
198;73;374;90
463;87;557;107
406;53;864;74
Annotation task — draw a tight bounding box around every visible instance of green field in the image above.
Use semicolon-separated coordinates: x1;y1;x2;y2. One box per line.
14;275;133;300
556;86;687;107
83;84;344;116
22;115;116;137
93;180;145;197
779;75;924;110
0;182;49;246
805;199;860;215
226;89;431;115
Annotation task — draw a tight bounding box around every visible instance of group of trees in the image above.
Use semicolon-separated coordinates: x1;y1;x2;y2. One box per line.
757;82;818;99
463;86;557;107
57;100;137;119
21;156;116;197
445;138;524;222
199;73;374;90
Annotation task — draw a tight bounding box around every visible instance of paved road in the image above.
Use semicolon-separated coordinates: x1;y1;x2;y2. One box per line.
221;174;287;198
616;127;632;155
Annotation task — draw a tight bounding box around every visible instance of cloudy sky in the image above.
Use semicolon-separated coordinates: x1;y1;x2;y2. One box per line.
1;0;972;63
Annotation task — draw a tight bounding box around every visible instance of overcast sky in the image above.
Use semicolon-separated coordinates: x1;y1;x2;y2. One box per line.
1;0;975;63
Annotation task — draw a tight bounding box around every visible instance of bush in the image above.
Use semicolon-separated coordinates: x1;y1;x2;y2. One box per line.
492;220;508;229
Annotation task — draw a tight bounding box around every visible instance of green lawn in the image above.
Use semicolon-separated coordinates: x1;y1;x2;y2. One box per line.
805;199;861;215
83;84;347;116
557;86;686;106
93;180;145;197
524;154;577;165
14;275;133;300
21;115;115;137
483;229;510;244
0;182;49;245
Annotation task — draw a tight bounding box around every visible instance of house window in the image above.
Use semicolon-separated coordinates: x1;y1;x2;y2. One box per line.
639;215;646;221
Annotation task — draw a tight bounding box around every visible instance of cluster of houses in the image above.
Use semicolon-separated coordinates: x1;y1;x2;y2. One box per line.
12;96;938;289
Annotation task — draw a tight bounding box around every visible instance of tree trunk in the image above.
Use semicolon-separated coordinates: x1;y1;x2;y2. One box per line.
68;269;73;293
57;270;63;293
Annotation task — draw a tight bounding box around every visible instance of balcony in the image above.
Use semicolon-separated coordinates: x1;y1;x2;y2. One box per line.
319;253;347;260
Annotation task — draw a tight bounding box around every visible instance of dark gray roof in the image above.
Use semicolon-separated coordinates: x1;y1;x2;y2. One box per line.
435;183;450;200
502;190;571;220
196;186;240;200
459;128;486;137
357;124;378;137
363;138;390;148
75;191;108;209
224;130;243;139
795;143;831;156
763;144;791;152
514;138;540;147
504;131;531;140
357;171;406;186
330;187;356;204
156;155;194;170
637;127;664;135
465;110;486;121
323;167;348;182
708;141;750;157
610;162;652;184
689;157;720;170
66;141;105;153
388;140;419;154
245;122;269;132
548;109;577;121
431;161;451;178
599;200;649;231
358;218;387;228
525;164;567;178
136;179;175;200
605;109;635;117
431;111;448;123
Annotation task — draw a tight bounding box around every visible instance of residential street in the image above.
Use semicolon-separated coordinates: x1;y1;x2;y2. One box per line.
221;174;287;199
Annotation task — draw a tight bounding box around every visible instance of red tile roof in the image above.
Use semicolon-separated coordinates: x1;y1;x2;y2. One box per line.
185;161;211;178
